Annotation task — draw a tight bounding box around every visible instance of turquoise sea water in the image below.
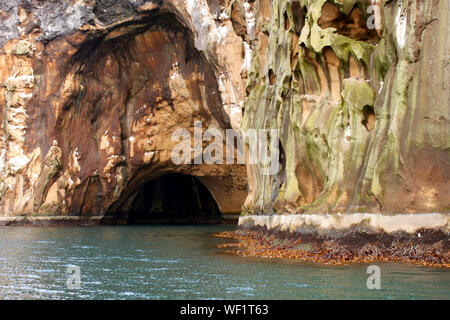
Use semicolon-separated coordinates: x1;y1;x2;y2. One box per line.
0;225;448;299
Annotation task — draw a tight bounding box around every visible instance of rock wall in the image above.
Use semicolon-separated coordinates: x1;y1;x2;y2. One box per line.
226;0;449;266
0;0;253;219
241;0;449;216
0;0;448;226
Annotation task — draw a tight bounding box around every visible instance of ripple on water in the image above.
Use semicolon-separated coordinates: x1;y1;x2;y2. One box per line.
71;246;97;249
0;225;448;300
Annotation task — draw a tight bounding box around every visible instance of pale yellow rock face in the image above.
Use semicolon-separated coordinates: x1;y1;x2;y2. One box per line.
239;213;450;235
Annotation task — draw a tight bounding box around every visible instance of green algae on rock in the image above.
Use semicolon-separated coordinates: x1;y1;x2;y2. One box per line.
241;0;449;216
0;0;447;248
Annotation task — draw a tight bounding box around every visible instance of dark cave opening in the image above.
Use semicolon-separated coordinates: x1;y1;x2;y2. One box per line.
126;174;222;224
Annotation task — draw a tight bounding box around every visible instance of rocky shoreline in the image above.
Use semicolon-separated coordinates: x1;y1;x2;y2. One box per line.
214;213;450;267
0;215;104;226
2;212;448;267
0;213;240;226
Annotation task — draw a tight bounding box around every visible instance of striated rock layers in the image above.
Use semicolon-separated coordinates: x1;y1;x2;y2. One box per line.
0;0;448;247
234;0;449;265
242;0;449;216
0;0;253;223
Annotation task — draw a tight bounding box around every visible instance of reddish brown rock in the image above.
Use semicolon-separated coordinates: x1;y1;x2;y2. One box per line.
0;1;251;222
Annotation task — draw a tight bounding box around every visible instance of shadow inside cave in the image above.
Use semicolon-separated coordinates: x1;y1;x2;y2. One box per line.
120;174;222;224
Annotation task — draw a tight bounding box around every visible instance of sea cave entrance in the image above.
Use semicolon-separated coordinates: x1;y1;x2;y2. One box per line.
121;173;222;224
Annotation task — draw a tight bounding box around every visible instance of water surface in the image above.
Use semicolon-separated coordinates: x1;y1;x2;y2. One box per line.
0;225;448;299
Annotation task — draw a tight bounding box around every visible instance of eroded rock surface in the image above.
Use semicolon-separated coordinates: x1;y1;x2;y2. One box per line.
0;0;448;230
241;0;449;216
0;0;252;220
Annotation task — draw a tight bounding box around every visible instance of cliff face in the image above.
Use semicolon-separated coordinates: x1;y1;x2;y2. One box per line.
0;0;251;220
233;0;449;266
241;0;449;215
0;0;448;225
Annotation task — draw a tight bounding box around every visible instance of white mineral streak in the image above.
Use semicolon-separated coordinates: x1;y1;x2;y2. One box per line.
170;62;180;81
243;2;256;41
239;213;450;234
8;152;30;172
344;125;351;143
218;73;242;129
0;148;6;172
70;148;81;174
219;6;229;21
241;41;252;74
378;81;384;94
395;1;407;50
368;0;383;32
216;24;229;44
0;45;40;214
183;0;247;130
3;67;34;174
186;0;215;51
